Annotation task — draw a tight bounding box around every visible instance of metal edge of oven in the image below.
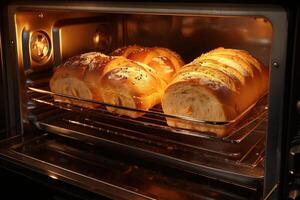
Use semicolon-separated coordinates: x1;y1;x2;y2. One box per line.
1;1;288;199
0;5;4;134
0;128;261;200
279;7;300;200
0;3;9;139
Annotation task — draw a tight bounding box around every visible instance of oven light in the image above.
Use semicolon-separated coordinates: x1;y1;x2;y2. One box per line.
30;31;51;63
49;174;58;180
93;33;100;44
92;26;112;53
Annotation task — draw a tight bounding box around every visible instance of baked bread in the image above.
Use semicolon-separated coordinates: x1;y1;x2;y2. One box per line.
161;47;269;137
111;45;185;84
99;56;165;118
49;52;108;108
50;52;165;117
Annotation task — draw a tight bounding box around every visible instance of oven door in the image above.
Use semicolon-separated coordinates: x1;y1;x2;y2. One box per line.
0;130;261;200
283;7;300;200
0;19;261;198
0;2;287;200
0;25;261;198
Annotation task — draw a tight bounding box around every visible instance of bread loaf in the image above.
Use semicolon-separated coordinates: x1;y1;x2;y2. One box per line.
111;45;185;84
161;47;269;137
49;52;108;108
100;56;165;118
50;52;165;117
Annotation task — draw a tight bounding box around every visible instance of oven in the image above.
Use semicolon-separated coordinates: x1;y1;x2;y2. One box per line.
0;1;299;199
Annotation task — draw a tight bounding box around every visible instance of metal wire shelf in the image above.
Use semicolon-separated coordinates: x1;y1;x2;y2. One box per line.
28;86;268;144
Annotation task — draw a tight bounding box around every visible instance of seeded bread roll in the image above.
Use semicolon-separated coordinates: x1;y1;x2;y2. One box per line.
49;52;108;108
111;45;185;84
50;52;165;117
100;56;165;118
161;47;269;137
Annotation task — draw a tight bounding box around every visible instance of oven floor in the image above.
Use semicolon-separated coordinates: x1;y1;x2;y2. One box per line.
0;166;110;200
0;131;261;200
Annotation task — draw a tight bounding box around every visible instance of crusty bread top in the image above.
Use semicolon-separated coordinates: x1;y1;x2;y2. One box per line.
172;64;238;92
111;45;185;83
192;59;245;86
209;47;263;72
111;45;184;69
51;51;165;103
100;56;165;97
163;47;269;121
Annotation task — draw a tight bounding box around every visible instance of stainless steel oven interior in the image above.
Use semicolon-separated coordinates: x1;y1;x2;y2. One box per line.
1;3;288;199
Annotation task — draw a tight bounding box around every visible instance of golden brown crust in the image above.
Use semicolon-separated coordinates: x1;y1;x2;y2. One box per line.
111;45;185;84
110;45;143;58
50;52;165;117
191;59;245;86
100;56;165;117
209;47;263;72
162;47;269;137
153;47;185;71
49;52;108;107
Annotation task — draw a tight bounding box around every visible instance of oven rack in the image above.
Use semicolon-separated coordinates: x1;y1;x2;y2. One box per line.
27;100;266;182
28;86;268;144
27;88;267;168
8;133;262;197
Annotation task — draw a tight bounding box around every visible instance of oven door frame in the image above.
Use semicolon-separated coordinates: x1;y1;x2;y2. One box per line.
0;2;10;140
279;7;300;200
0;2;291;199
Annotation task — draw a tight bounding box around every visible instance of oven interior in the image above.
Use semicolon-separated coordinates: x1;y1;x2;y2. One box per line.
6;6;280;198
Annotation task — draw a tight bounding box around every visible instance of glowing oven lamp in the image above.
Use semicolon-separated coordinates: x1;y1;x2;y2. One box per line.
30;31;51;63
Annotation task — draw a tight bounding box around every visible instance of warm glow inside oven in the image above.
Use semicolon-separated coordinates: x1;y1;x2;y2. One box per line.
4;4;288;198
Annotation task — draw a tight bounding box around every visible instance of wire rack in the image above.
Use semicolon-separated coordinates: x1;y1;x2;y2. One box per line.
28;86;268;144
26;86;268;168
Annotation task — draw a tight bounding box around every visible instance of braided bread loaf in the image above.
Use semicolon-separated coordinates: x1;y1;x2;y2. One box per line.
161;47;269;137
